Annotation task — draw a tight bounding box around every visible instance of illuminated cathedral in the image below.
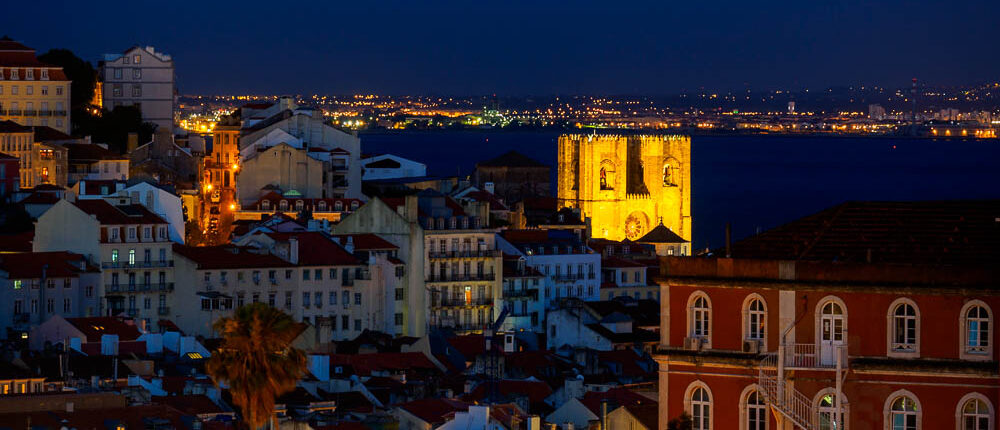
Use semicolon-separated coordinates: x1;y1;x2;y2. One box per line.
557;134;691;243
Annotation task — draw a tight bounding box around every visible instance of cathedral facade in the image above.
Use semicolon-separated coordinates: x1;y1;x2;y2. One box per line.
557;134;691;242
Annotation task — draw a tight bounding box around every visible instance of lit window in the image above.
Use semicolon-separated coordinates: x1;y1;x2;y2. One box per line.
128;249;136;265
962;302;992;359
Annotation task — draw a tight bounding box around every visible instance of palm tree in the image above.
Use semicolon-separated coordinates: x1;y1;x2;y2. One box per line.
207;303;307;429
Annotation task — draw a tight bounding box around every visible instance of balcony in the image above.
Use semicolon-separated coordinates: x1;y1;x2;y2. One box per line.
426;273;496;283
503;288;539;299
434;298;493;308
106;284;122;293
157;283;175;292
428;250;501;260
38;110;52;117
101;260;173;269
23;110;37;117
158;306;170;316
54;110;67;116
7;110;22;116
552;274;588;283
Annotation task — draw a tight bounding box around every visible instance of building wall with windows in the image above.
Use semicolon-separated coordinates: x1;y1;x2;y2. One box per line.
99;46;174;132
0;39;72;134
656;257;999;430
425;228;501;333
206;119;240;190
0;252;101;340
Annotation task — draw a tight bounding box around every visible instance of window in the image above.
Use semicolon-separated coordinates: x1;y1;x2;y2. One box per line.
284;292;292;309
815;390;847;430
112;249;119;263
354;319;361;331
133;54;141;64
303;293;310;308
745;296;766;342
889;299;918;356
114;68;122;79
303;270;310;281
41;86;48;95
315;269;322;280
354;293;361;305
884;392;919;430
958;394;993;430
689;292;711;341
395;288;404;301
962;302;992;359
687;384;711;430
55;86;63;96
342;315;349;329
314;292;322;309
742;388;766;430
395;313;404;326
64;299;71;313
329;292;337;305
26;85;33;95
128;249;136;265
132;85;142;97
133;68;142;79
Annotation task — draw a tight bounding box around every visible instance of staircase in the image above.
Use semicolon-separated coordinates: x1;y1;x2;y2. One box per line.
758;344;847;430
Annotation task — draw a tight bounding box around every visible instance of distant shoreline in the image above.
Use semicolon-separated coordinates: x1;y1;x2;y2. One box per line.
358;128;996;142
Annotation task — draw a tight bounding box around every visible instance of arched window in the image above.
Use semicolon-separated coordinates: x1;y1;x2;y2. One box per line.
962;302;991;359
295;200;304;211
317;201;327;211
279;200;288;211
261;199;271;210
744;295;766;344
687;292;711;346
334;200;343;211
685;384;712;430
740;385;767;430
351;200;359;210
957;394;993;430
814;389;847;430
888;299;919;357
889;395;918;430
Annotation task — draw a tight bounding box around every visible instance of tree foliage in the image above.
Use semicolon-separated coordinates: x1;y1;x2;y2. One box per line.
37;48;97;111
206;303;307;429
667;412;693;430
74;106;156;154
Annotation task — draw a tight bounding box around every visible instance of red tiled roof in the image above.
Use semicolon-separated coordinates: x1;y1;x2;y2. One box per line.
397;398;469;426
152;395;225;416
172;244;293;270
31;125;73;141
581;387;654;416
19;192;59;205
0;231;33;252
266;232;361;266
500;229;549;243
327;352;439;376
0;120;32;133
466;379;553;404
597;349;653;377
0;251;89;279
447;334;486;358
65;316;143;342
63;142;128;161
330;234;398;251
249;191;361;213
601;256;646;268
74;199;168;225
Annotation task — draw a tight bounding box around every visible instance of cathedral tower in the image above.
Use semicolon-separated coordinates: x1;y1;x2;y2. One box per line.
557;134;691;242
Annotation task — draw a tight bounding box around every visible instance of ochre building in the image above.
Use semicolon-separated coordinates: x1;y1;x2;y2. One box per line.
557;134;690;242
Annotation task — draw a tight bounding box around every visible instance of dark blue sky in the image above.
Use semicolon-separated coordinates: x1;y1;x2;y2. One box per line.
4;0;998;95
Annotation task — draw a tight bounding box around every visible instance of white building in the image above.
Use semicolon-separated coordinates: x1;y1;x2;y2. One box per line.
237;98;363;204
497;229;601;308
361;154;427;181
0;252;101;340
99;46;175;132
74;180;185;243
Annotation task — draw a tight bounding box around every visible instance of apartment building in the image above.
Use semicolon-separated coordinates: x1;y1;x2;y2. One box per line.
655;201;1000;430
498;229;601;307
99;46;174;132
0;38;72;134
0;252;101;340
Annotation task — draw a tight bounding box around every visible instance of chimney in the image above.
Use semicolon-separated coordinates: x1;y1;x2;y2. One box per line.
289;237;299;264
127;133;139;154
527;416;541;430
601;399;609;430
345;236;355;254
725;222;732;258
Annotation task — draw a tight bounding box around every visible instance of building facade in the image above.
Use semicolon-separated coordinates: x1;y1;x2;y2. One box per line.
0;252;101;340
473;150;550;204
99;46;175;132
0;38;72;134
655;201;1000;430
557;134;691;242
497;229;601;309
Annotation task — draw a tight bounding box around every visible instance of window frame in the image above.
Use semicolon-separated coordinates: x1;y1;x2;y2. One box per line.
813;388;849;430
882;389;921;430
887;298;920;358
742;294;768;350
955;392;993;430
687;291;712;347
684;381;713;430
739;384;768;430
960;300;993;361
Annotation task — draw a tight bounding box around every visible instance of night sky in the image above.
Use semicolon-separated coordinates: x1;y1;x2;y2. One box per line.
3;0;998;95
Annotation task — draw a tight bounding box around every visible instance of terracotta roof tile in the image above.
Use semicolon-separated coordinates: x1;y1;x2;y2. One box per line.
0;251;90;279
74;199;168;225
266;232;361;266
172;244;293;270
65;316;143;342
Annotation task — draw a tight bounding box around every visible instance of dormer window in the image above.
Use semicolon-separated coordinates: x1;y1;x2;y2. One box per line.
449;217;457;229
318;201;327;211
279;200;288;211
261;200;271;210
10;69;18;80
350;201;359;210
40;69;48;80
295;200;304;211
437;218;445;229
334;201;343;211
461;217;469;229
25;69;33;80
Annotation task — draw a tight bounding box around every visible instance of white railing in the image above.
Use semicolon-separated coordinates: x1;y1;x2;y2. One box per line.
759;343;847;430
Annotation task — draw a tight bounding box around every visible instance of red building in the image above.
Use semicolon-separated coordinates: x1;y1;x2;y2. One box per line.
655;201;1000;430
0;152;18;200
